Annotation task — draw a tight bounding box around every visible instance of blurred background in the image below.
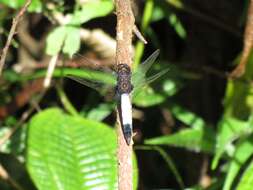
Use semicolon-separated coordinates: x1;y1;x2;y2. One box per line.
0;0;252;190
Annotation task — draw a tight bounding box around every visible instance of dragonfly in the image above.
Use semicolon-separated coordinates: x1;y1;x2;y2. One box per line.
67;50;169;145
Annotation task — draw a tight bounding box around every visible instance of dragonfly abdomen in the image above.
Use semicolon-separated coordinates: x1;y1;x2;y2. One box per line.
120;93;132;145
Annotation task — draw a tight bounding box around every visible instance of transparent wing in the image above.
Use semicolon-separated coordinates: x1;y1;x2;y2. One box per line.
132;68;169;96
132;49;160;87
138;49;160;73
67;75;104;92
71;53;112;71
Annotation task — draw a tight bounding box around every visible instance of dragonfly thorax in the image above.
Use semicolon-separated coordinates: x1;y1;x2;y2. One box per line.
116;64;133;95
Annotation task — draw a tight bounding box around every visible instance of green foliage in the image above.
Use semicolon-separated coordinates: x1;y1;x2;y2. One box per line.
0;0;42;12
223;136;253;190
86;103;115;121
211;117;251;169
145;123;215;154
26;108;138;190
45;0;113;57
2;0;253;189
69;0;114;25
46;26;80;57
237;159;253;190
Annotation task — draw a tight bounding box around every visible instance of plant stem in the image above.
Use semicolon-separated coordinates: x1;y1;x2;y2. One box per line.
115;0;135;189
56;84;79;116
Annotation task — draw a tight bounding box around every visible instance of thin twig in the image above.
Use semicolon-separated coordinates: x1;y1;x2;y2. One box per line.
0;0;31;75
44;54;58;88
0;164;25;190
229;0;253;78
115;0;135;189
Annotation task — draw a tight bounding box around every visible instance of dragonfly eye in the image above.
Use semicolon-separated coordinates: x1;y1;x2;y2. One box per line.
117;64;131;75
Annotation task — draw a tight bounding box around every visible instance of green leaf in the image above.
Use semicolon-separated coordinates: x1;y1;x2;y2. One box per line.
167;13;186;38
62;26;81;57
212;117;251;169
171;104;205;129
2;70;21;82
151;6;165;22
28;0;42;12
145;126;216;153
133;87;165;107
27;108;117;190
86;103;115;121
1;0;42;12
70;0;114;25
223;136;253;190
25;67;116;86
162;79;180;96
0;125;26;156
46;26;67;56
223;50;253;119
237;159;253;190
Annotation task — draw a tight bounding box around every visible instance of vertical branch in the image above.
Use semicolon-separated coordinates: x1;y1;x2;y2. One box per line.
115;0;135;190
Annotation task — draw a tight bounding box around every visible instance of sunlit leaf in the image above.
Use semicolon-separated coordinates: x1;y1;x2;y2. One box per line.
27;108;117;190
212;117;251;170
46;26;67;56
86;103;115;121
223;136;253;190
237;159;253;190
133;87;165;107
171;104;205;129
0;125;26;156
145;126;215;153
62;26;81;57
70;0;114;25
24;67;116;86
1;0;42;12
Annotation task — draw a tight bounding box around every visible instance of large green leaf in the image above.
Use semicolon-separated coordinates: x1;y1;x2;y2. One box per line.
26;108;120;190
237;159;253;190
223;136;253;190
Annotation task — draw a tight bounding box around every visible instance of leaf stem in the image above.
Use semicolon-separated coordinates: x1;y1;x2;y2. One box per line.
135;145;185;189
56;84;79;116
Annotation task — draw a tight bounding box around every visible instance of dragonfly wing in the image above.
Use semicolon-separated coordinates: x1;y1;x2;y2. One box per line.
132;68;169;96
144;68;169;85
137;49;160;73
67;75;107;92
132;49;160;87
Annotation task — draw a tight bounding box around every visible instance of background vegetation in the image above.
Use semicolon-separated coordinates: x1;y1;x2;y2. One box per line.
0;0;252;189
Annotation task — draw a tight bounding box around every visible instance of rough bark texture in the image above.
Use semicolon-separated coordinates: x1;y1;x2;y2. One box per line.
115;0;135;190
